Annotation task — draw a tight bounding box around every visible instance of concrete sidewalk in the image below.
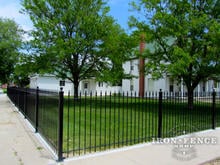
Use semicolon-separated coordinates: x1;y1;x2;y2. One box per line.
1;94;220;165
0;94;56;165
63;130;220;165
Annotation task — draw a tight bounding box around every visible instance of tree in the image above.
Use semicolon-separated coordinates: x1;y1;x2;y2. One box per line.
0;18;23;84
96;31;137;86
22;0;133;98
13;52;31;87
130;0;220;109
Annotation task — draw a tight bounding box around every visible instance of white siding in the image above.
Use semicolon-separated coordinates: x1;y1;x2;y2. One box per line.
122;79;130;92
81;79;96;94
30;75;73;96
96;82;121;95
122;59;169;93
148;78;154;91
30;75;122;96
122;59;139;93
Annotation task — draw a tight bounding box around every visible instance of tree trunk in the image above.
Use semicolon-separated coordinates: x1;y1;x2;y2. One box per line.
73;80;79;99
187;88;194;110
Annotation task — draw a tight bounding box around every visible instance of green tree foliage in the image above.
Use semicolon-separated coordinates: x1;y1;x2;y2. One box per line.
130;0;220;108
13;40;44;87
13;50;31;87
22;0;134;97
0;18;23;84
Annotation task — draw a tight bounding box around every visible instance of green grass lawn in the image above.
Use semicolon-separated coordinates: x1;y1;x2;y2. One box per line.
62;95;220;156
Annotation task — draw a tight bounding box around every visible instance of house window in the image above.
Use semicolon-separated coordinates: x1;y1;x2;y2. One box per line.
130;80;134;91
202;82;206;92
98;82;103;87
214;81;218;88
84;82;88;89
170;85;174;92
130;61;134;71
169;78;174;92
59;80;65;87
130;85;134;91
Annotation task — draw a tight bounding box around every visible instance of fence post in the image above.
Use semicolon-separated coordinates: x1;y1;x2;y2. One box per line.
212;89;216;130
35;87;39;133
17;88;20;107
24;88;27;119
58;87;64;161
158;89;163;138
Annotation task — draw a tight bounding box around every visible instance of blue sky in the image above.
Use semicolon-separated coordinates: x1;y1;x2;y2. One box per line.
108;0;134;31
0;0;135;33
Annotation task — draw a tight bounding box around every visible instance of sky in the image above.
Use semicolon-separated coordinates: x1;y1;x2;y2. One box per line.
0;0;135;33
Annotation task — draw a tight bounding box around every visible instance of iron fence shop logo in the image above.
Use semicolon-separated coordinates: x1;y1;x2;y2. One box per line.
152;124;217;161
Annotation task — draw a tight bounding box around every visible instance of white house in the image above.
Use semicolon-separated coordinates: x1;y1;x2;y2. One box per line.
121;36;220;94
122;58;220;94
29;74;122;96
30;66;219;97
122;58;184;93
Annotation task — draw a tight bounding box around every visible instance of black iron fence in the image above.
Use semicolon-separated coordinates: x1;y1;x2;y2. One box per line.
63;90;220;158
7;86;62;160
7;87;220;161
